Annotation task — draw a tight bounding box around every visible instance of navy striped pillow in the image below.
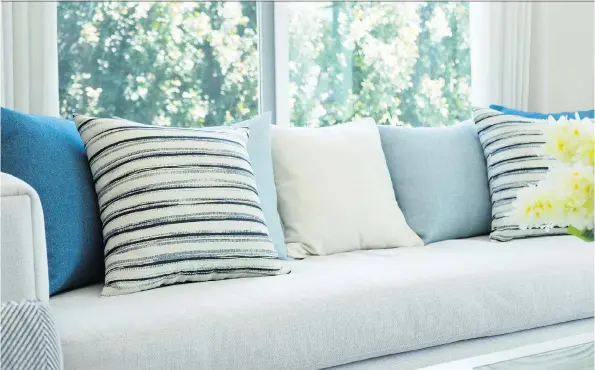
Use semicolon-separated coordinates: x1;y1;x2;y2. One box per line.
472;107;567;241
75;115;289;296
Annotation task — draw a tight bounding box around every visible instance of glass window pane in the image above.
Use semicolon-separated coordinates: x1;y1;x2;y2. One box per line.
288;2;471;127
58;2;258;127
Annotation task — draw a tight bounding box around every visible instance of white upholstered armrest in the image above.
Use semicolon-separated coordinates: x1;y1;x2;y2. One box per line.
1;172;50;302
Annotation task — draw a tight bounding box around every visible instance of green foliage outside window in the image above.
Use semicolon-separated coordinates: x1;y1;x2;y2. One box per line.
58;2;471;128
58;2;258;127
288;2;471;127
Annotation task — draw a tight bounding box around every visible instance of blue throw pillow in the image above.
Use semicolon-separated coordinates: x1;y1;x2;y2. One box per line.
378;123;492;244
489;105;594;119
233;113;288;260
1;108;104;295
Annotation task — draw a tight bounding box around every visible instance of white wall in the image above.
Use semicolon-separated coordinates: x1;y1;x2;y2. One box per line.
528;1;594;112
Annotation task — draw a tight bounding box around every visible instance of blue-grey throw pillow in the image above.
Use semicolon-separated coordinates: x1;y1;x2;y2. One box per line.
378;123;492;244
489;105;594;120
1;107;104;295
233;113;288;260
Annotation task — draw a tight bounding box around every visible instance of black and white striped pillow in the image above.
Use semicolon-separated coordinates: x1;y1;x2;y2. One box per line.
75;115;289;296
472;107;567;241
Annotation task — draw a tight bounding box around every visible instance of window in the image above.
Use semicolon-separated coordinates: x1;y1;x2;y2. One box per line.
286;2;471;127
58;2;258;127
57;2;470;128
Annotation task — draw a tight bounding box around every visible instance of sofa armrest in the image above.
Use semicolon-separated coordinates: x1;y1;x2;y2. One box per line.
1;173;49;303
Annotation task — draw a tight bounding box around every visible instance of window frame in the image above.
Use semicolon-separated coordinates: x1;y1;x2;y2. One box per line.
261;2;473;128
257;2;290;127
57;2;471;128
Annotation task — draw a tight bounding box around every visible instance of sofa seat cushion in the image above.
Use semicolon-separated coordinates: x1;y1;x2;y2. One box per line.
50;236;594;370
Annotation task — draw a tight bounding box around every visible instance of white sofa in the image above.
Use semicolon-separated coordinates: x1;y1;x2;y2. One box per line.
2;173;593;370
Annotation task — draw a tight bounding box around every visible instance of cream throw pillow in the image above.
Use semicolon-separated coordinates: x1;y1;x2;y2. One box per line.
272;119;423;258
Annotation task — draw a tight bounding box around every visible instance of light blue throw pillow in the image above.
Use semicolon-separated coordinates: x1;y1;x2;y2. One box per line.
489;105;594;120
1;107;105;295
233;113;288;259
378;123;492;244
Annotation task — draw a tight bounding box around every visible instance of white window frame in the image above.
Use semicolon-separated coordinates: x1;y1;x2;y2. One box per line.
257;1;290;127
260;2;474;128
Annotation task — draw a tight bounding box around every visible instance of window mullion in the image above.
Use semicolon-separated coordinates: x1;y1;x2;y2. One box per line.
273;2;289;127
257;1;276;123
258;1;290;127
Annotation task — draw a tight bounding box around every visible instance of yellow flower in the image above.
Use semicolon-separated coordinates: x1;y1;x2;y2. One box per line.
548;164;593;230
513;185;562;230
543;116;594;166
574;133;595;167
514;117;594;233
